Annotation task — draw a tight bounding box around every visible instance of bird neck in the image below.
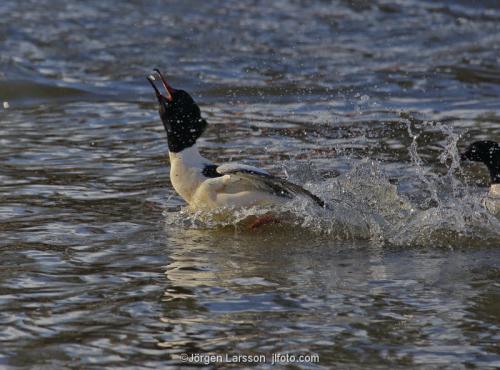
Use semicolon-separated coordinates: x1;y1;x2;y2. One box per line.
168;144;210;169
486;162;500;184
490;183;500;197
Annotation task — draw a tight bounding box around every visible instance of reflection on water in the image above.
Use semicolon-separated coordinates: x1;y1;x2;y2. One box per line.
1;0;500;368
161;227;500;367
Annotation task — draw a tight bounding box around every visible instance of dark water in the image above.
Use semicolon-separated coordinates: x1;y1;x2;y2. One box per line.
1;1;500;368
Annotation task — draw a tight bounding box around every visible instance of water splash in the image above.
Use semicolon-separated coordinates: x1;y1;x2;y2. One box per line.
406;121;440;207
165;123;500;247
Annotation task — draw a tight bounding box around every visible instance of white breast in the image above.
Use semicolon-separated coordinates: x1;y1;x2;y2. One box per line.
483;184;500;217
489;184;500;198
191;175;286;210
168;145;289;210
169;146;210;203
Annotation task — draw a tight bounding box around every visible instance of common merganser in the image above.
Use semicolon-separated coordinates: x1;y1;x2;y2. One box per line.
461;140;500;216
147;69;325;211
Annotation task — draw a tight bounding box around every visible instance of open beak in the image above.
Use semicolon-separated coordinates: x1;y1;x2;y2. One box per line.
147;69;174;103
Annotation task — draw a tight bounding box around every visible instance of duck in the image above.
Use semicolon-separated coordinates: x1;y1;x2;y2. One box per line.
147;69;325;213
461;140;500;216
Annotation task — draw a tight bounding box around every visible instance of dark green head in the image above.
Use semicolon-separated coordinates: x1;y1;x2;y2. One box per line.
147;69;207;153
461;140;500;184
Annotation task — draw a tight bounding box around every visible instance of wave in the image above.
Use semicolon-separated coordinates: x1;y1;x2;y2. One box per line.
164;124;500;247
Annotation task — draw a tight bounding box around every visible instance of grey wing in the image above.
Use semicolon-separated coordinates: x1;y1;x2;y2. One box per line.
215;164;325;207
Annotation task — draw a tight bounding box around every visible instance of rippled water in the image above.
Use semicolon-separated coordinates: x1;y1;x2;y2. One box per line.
1;1;500;368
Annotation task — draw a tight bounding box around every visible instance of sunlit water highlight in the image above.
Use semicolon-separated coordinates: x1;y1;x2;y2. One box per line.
1;1;500;369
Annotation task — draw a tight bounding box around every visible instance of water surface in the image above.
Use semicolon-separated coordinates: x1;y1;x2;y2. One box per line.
1;1;500;368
